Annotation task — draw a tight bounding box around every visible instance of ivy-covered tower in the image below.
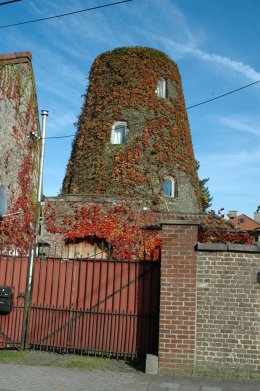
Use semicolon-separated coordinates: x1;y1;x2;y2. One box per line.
62;47;201;212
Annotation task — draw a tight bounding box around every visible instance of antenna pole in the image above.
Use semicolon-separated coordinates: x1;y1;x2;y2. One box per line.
38;110;48;203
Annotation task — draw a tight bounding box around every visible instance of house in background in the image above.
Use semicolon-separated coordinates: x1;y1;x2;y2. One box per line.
0;52;40;250
228;210;260;242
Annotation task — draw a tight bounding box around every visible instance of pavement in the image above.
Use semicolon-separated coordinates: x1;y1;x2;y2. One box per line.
0;364;259;391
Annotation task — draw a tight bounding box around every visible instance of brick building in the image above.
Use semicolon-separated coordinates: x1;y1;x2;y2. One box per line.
228;210;260;242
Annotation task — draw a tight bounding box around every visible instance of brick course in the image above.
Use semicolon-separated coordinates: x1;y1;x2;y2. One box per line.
159;221;198;371
158;221;260;375
196;250;260;374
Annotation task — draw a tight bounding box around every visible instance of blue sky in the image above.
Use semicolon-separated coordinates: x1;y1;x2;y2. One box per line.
1;0;259;218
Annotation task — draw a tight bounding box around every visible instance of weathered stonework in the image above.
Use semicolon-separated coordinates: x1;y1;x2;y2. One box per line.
62;47;201;213
0;52;40;249
196;250;260;374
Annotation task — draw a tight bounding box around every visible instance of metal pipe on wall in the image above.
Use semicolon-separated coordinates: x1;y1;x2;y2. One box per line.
38;110;48;203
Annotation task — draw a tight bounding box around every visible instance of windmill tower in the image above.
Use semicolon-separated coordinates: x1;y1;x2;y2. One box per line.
62;47;201;212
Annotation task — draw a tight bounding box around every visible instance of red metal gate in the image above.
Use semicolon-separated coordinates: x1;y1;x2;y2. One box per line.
26;252;160;358
0;253;30;349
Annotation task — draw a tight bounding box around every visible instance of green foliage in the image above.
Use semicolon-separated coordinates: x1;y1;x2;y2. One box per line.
62;47;201;211
196;160;213;212
99;46;172;62
0;350;140;372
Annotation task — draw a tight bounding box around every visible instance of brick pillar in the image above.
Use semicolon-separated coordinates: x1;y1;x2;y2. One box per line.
158;220;198;372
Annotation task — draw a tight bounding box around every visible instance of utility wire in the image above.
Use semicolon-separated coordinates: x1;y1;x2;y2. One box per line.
0;0;133;29
186;79;260;110
0;0;21;6
44;79;260;140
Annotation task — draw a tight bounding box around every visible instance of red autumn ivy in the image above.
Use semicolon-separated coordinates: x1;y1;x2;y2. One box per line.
44;201;256;259
0;61;39;253
198;230;254;245
45;202;161;260
62;47;202;210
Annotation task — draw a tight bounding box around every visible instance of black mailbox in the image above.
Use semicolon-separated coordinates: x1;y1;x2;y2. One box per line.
0;286;13;314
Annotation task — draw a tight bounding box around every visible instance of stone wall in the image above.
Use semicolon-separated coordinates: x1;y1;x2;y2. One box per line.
196;245;260;374
0;52;40;248
0;52;39;205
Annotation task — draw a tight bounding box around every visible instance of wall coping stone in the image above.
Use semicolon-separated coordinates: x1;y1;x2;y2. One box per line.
197;242;227;251
0;51;32;64
227;243;260;252
197;242;260;253
160;220;200;226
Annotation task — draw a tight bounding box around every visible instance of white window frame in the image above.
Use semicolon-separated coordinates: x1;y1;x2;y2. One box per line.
111;121;128;145
163;176;175;197
155;78;166;98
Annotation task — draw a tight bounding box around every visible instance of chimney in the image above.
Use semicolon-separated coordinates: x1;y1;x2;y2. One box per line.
254;212;260;224
228;210;237;219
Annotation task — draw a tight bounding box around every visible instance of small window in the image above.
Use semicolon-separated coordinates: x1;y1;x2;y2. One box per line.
155;78;166;98
163;176;175;197
0;183;7;217
111;121;128;144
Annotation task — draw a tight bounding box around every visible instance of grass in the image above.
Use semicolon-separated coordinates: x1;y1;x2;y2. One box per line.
0;350;142;372
0;350;259;380
162;368;260;381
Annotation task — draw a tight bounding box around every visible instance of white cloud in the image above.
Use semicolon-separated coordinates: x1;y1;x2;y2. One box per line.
190;47;260;81
136;25;260;82
218;116;260;136
46;112;76;136
132;0;260;81
146;0;199;46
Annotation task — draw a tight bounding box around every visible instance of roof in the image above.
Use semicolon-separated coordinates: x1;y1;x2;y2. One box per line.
0;51;32;65
231;214;260;231
200;211;233;231
37;236;52;247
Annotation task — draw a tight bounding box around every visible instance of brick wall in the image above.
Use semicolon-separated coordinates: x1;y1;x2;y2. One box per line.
159;221;198;371
159;222;260;375
196;248;260;374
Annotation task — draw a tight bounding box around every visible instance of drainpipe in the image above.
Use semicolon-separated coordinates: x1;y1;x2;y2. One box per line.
38;110;48;203
29;110;48;285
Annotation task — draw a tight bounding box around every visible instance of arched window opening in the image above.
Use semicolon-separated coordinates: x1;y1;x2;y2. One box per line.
111;121;128;144
155;78;166;98
163;176;175;197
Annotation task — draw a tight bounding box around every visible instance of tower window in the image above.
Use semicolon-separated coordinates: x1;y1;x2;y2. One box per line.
156;78;166;98
163;176;175;197
0;183;7;217
111;121;128;144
